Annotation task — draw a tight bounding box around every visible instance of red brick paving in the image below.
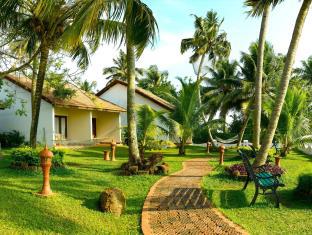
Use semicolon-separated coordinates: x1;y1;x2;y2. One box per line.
141;158;248;235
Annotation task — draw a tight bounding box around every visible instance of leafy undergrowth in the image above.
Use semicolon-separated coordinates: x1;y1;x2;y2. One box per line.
0;145;207;234
203;150;312;235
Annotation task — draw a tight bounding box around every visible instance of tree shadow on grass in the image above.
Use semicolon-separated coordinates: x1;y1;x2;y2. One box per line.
0;187;85;234
279;189;312;209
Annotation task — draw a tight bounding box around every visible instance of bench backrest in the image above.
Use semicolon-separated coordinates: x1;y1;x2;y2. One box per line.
238;149;257;182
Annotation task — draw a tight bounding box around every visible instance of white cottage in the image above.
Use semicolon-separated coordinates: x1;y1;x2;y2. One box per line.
0;75;125;146
96;79;174;127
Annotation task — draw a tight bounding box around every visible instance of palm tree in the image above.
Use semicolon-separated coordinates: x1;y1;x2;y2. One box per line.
124;0;158;164
44;0;158;164
0;0;93;148
236;42;283;146
245;0;285;149
137;105;170;156
181;11;231;82
263;86;311;157
294;56;312;85
204;60;241;131
165;78;201;155
255;0;312;166
79;80;97;93
103;50;144;82
138;65;175;99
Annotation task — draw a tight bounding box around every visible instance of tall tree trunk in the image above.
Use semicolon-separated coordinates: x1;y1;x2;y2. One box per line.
253;5;270;149
29;41;50;148
255;0;312;166
237;112;250;147
208;128;217;148
126;40;141;164
31;55;38;118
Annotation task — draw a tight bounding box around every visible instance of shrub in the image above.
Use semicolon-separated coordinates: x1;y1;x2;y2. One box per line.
226;163;285;178
294;174;312;203
10;147;65;170
0;130;25;148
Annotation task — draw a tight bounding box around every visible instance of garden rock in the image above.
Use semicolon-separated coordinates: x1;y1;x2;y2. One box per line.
99;188;126;216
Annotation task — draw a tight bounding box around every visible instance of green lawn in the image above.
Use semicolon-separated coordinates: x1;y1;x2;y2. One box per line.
0;145;207;234
203;149;312;235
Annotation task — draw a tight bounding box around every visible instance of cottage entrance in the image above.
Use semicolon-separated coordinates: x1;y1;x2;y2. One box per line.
92;118;97;138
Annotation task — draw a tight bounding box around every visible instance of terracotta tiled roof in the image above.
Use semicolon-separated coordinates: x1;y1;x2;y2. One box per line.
96;79;174;111
3;75;126;113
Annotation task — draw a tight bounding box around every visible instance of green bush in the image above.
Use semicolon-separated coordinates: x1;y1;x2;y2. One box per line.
0;130;25;148
294;174;312;203
10;147;65;170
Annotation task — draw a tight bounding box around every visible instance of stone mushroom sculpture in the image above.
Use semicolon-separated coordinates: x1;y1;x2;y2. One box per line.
38;145;54;196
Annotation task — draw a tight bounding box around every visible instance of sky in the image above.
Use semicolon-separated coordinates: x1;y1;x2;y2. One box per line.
81;0;312;91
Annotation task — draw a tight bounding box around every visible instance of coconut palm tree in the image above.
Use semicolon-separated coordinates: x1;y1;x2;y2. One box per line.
138;65;175;99
294;56;312;85
54;0;158;164
165;78;201;155
245;0;285;148
103;50;144;82
204;60;241;132
181;11;231;82
0;0;94;148
255;0;312;166
79;80;97;93
263;86;311;157
136;104;171;156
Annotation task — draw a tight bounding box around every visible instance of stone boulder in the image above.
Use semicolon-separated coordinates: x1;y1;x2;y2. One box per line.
99;188;126;216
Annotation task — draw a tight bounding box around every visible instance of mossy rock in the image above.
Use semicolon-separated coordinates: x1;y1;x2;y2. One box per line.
99;188;126;216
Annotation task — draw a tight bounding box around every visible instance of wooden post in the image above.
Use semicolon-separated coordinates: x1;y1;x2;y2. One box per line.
38;145;53;196
111;140;117;161
219;144;225;165
104;150;110;161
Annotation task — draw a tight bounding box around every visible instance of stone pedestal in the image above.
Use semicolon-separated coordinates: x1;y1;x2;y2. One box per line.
38;145;53;196
219;145;225;165
111;140;117;161
104;150;110;161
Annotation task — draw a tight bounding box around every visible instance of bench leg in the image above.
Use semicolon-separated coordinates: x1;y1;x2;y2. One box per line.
242;177;250;190
250;185;259;206
272;188;280;208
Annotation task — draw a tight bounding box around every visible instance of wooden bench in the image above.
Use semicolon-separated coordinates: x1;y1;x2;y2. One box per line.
238;149;285;208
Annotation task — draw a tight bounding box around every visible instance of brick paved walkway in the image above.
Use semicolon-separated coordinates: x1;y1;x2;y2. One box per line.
141;158;248;235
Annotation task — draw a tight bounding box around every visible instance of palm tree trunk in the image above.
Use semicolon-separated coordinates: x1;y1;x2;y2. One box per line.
31;55;38;118
253;5;270;149
208;128;217;148
29;41;50;148
126;40;141;164
237;111;250;147
255;0;312;166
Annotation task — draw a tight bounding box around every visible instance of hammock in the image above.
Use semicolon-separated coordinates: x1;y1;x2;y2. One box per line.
214;135;239;144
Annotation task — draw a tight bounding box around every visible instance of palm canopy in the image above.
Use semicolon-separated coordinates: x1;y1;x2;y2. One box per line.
181;10;231;69
103;50;144;81
0;0;92;68
137;65;175;99
66;0;158;59
164;78;202;154
294;56;312;85
245;0;285;16
263;86;311;155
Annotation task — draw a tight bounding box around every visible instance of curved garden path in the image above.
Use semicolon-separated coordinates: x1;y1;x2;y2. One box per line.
141;158;247;235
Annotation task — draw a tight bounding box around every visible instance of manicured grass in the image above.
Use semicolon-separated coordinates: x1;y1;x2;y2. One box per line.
0;145;207;234
203;149;312;235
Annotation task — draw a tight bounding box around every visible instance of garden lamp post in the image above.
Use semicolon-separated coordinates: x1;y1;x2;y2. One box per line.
38;145;53;196
111;140;117;161
219;144;225;165
206;141;212;153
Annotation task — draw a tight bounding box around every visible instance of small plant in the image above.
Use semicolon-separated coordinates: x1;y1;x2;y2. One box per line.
0;130;25;148
294;174;312;203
